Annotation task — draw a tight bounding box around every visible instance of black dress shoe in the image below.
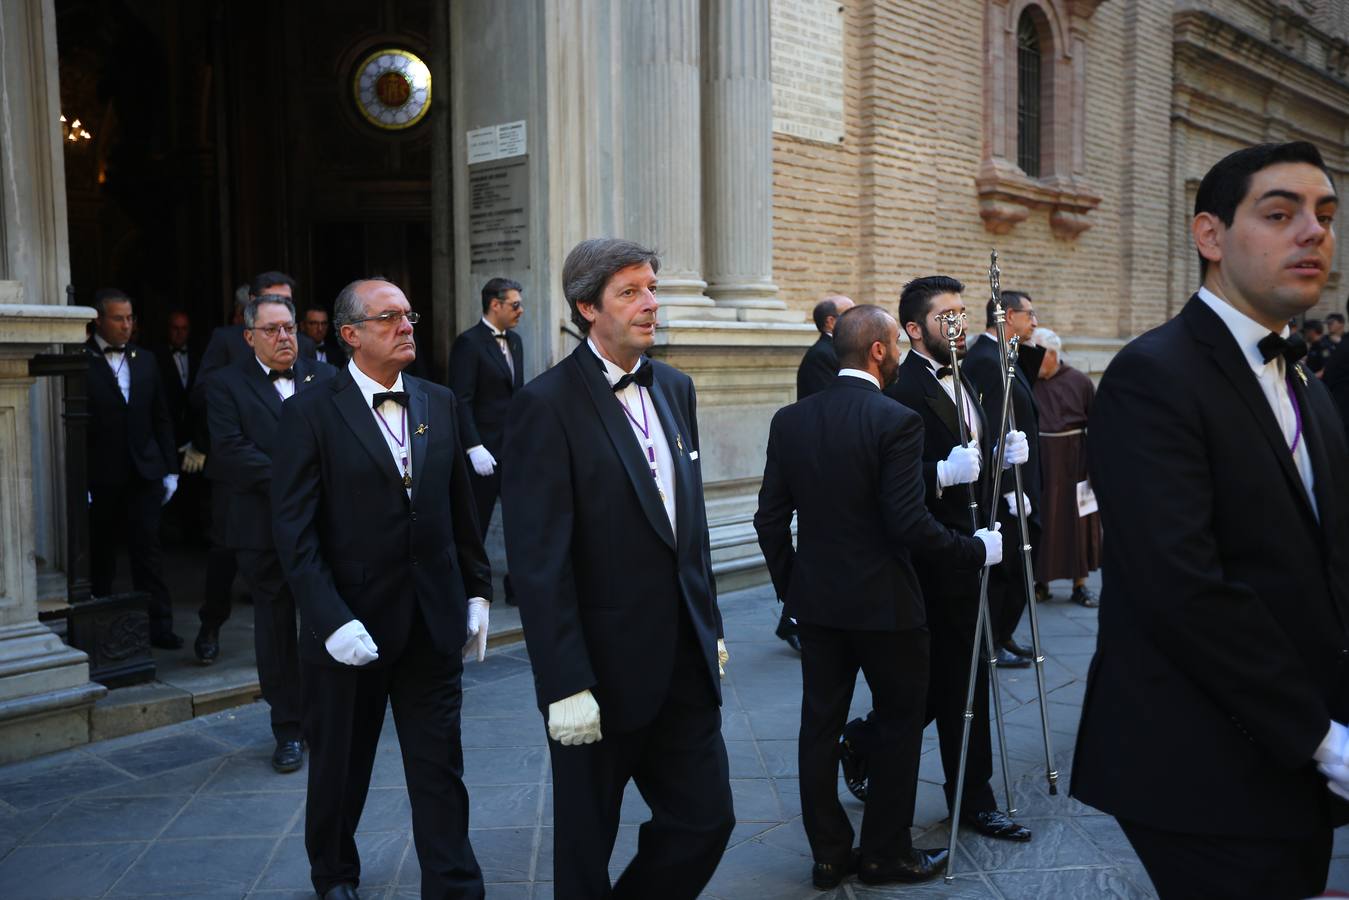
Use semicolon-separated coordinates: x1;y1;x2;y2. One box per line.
321;884;359;900
193;625;219;664
1072;585;1100;608
993;646;1032;668
150;631;184;650
961;809;1032;841
775;612;802;653
857;847;948;885
811;848;860;889
838;729;868;803
1002;638;1035;659
272;740;304;774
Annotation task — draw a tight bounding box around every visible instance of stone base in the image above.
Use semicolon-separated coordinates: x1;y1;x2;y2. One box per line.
91;681;193;742
0;691;102;764
67;593;157;687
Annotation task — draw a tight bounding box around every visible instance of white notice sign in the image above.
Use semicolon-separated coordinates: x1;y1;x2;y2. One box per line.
467;120;528;165
771;0;845;144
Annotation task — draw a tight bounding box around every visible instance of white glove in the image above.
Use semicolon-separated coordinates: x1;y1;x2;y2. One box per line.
467;445;496;477
936;446;981;488
464;597;490;663
717;638;729;678
325;619;380;666
975;523;1003;566
547;689;602;745
1003;491;1033;517
1001;430;1029;468
1318;761;1349;801
161;474;179;506
181;445;206;474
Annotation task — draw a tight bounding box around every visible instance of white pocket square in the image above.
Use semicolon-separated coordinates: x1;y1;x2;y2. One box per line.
689;450;699;461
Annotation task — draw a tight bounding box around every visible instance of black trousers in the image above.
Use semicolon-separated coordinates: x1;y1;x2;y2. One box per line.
303;618;482;898
235;549;302;743
468;464;512;599
990;511;1040;646
197;480;239;628
90;478;173;636
547;674;734;898
1118;818;1331;900
798;623;928;865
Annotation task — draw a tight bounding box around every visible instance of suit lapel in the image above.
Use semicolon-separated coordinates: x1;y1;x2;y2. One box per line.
510;332;524;389
332;374;407;492
1289;364;1332;532
241;358;284;419
86;342;125;404
922;370;963;444
478;323;514;383
408;379;430;505
646;372;692;553
571;348;677;551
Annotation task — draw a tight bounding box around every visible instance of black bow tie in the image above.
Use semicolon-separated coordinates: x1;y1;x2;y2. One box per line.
1257;332;1308;366
372;390;408;409
171;346;187;354
935;366;953;379
268;368;295;381
612;362;654;392
493;333;509;342
101;344;127;354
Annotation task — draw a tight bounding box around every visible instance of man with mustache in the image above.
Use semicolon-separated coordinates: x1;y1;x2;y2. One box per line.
1073;141;1349;898
502;238;734;898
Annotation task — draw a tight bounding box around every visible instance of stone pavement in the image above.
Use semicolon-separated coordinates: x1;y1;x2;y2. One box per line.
3;576;1347;899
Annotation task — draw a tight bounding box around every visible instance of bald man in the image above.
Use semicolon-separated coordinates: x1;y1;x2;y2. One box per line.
797;295;856;400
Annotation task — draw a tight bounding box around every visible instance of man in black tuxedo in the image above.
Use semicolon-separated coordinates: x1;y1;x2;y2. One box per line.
448;277;525;602
301;305;347;367
199;272;318;378
501;239;734;899
205;294;337;773
272;277;491;899
797;295;855;400
1073;142;1349;899
157;310;209;548
756;305;1001;888
85;289;182;648
843;277;1033;843
962;290;1052;669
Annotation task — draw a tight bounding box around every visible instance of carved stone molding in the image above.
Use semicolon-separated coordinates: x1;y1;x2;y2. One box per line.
976;160;1101;238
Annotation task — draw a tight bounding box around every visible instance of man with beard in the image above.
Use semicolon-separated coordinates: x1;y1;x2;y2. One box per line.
756;304;1001;888
839;277;1033;845
1074;142;1349;898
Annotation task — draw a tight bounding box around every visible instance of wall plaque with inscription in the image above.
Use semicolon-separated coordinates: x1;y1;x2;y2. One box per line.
771;0;846;144
469;158;529;271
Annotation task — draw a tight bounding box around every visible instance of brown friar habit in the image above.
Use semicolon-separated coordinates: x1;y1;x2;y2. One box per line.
1033;363;1102;583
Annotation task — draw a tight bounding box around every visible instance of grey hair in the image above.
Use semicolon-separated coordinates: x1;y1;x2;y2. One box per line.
1031;326;1062;354
233;283;250;312
332;277;392;354
561;238;660;333
243;293;296;329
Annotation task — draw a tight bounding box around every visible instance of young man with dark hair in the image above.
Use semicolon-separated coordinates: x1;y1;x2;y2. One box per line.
1074;141;1349;898
502;238;734;898
448;277;525;604
757;304;1000;888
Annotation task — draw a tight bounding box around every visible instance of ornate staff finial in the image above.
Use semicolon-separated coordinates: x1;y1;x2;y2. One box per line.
989;249;1002;302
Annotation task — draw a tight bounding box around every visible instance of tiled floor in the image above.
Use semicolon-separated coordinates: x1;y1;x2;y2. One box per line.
3;577;1346;898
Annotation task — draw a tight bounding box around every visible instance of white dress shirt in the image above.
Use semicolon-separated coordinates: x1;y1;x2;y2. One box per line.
172;347;190;388
93;334;131;402
909;348;982;448
1196;286;1315;517
838;367;879;389
348;360;412;497
483;317;515;378
256;356;295;401
587;338;676;533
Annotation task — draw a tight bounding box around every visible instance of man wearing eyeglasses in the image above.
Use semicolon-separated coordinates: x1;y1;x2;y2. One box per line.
203;293;336;773
448;277;525;603
84;288;181;649
272;278;492;900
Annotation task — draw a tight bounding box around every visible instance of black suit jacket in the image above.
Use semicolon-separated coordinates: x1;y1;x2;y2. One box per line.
157;344;200;449
796;334;839;400
500;344;722;732
1320;340;1349;433
883;351;993;624
448;321;524;453
208;355;337;550
961;333;1044;520
755;376;985;631
1072;295;1349;838
270;368;492;667
85;339;179;486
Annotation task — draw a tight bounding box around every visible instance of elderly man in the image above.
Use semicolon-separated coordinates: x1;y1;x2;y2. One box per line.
271;278;492;899
502;238;734;898
205;294;336;772
1027;327;1101;606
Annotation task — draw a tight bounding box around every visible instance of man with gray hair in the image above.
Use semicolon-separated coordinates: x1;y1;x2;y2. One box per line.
204;293;337;770
271;277;492;899
502;238;734;897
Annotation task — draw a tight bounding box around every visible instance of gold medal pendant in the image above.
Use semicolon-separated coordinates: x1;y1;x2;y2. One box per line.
403;471;413;489
659;488;667;503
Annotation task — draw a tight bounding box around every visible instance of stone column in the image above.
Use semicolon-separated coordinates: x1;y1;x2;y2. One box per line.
0;295;104;763
700;0;785;319
620;0;723;319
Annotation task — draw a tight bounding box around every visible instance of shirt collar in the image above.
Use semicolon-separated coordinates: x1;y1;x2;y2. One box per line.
838;368;880;389
1196;286;1290;372
93;334;123;353
348;359;404;406
586;337;642;388
908;347;942;374
482;317;505;338
255;355;293;380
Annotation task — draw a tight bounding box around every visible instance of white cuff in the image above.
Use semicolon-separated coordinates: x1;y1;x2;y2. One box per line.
1314;721;1348;765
